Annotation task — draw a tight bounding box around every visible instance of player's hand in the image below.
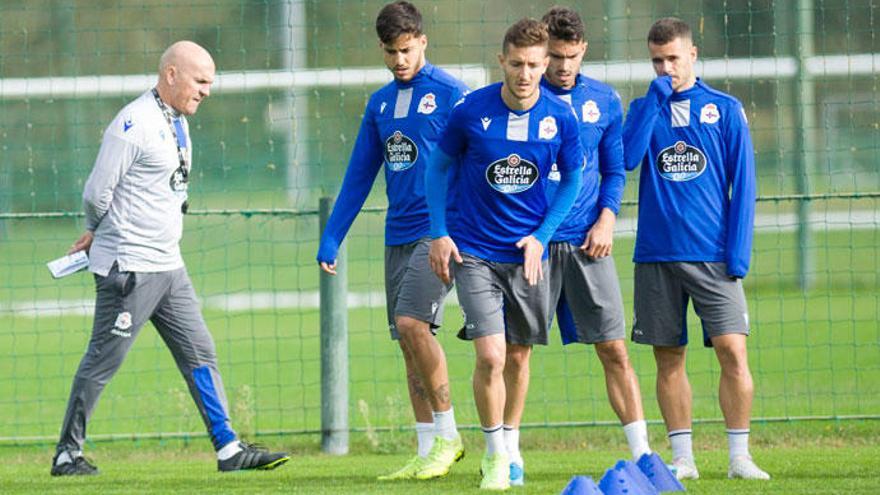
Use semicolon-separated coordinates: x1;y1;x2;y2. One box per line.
580;208;616;259
516;235;544;286
319;261;337;276
68;231;94;254
429;236;462;285
649;75;674;101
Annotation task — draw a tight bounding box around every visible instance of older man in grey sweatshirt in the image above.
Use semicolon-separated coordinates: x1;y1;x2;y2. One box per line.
52;41;289;476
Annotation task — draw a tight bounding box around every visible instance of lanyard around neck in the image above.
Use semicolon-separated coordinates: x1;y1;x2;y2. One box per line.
151;88;190;214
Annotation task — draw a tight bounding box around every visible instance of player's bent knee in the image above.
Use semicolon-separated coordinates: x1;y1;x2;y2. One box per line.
476;360;505;377
713;336;749;368
395;315;430;338
653;345;687;374
718;352;752;379
595;340;631;369
506;352;528;369
505;344;531;366
475;349;506;375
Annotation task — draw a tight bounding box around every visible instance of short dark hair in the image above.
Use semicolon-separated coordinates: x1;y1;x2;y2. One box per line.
375;1;423;44
502;18;549;53
647;17;693;45
542;6;585;42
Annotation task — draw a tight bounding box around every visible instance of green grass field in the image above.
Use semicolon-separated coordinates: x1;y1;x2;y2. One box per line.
0;204;878;492
2;422;879;494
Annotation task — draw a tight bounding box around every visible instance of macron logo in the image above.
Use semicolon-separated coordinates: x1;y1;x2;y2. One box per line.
481;117;492;131
123;118;134;132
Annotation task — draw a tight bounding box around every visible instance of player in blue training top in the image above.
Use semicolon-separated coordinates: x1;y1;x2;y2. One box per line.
425;18;583;491
496;7;654;487
622;17;768;481
316;1;467;481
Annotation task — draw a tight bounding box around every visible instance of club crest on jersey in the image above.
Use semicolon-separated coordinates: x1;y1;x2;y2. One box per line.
657;141;707;182
486;153;538;193
700;103;720;124
417;93;437;115
582;100;601;123
539;116;557;140
384;131;418;172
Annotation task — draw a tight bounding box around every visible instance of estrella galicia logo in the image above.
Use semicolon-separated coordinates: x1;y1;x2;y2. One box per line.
384;131;418;172
656;141;707;182
485;153;539;193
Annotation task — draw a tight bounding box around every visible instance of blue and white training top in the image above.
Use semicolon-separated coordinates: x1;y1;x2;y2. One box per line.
542;75;626;244
428;82;583;263
316;62;469;263
623;77;756;278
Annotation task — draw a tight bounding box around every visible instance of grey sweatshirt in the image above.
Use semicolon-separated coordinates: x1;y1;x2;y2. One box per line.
83;90;191;276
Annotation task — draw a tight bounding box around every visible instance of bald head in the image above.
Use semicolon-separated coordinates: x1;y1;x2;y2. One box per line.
159;41;214;74
155;41;216;115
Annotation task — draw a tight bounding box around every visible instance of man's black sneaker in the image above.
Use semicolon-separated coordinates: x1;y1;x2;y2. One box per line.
217;442;290;472
51;453;99;476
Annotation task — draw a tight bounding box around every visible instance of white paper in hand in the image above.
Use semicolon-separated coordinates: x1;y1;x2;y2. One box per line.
47;251;90;279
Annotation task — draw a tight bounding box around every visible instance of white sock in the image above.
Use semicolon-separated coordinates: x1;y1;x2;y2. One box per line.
668;429;693;461
482;424;505;456
55;450;79;465
623;420;652;460
503;424;522;464
727;428;750;460
433;407;458;441
415;422;435;458
217;440;242;460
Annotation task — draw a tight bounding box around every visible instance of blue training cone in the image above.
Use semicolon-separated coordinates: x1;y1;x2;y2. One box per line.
599;460;659;495
636;453;686;492
560;475;602;495
617;460;660;494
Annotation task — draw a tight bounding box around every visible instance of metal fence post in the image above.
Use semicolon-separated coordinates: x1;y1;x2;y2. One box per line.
319;196;349;454
794;0;816;290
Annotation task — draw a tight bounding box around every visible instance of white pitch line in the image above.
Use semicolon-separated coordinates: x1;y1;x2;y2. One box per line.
1;211;876;318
